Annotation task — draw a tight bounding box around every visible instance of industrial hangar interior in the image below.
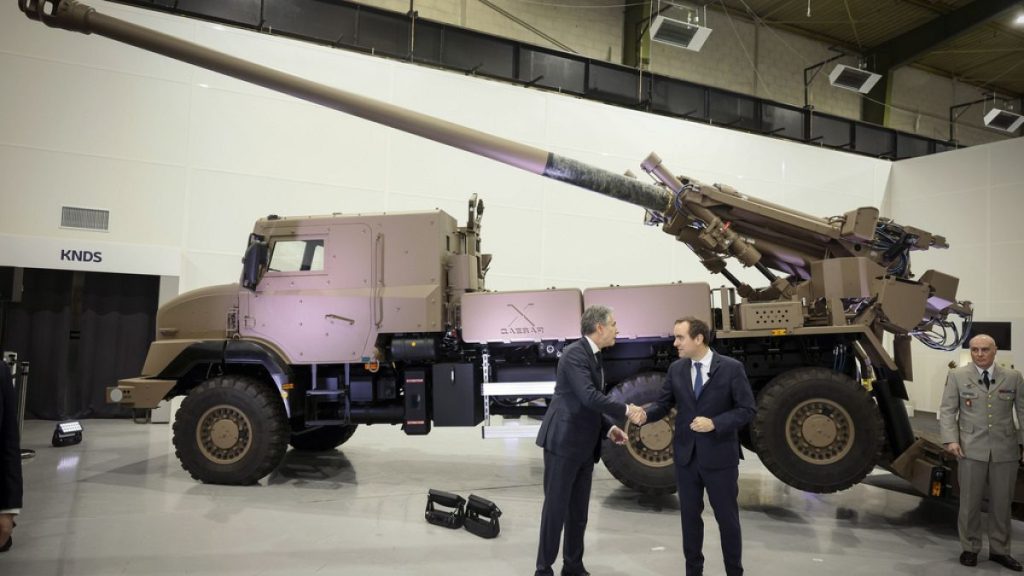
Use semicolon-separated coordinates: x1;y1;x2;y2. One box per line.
1;0;1023;574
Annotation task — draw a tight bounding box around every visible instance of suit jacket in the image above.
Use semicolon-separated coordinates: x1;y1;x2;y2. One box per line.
939;363;1024;463
646;353;756;469
0;366;23;511
536;338;627;463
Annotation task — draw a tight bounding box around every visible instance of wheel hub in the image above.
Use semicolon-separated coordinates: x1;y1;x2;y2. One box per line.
625;409;675;468
801;414;837;448
210;419;240;450
197;404;253;465
785;399;854;465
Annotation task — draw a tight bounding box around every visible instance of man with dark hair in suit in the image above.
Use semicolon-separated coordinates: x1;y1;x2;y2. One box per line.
0;360;23;553
535;305;645;576
640;316;755;576
940;333;1024;571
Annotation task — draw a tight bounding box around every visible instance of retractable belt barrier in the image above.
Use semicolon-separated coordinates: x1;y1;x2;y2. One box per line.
425;489;466;529
464;494;501;539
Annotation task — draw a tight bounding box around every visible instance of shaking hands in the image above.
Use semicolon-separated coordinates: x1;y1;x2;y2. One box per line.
608;405;645;447
608;425;628;445
626;403;647;426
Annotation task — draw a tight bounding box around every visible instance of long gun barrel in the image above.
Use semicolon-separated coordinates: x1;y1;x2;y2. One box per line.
19;0;669;213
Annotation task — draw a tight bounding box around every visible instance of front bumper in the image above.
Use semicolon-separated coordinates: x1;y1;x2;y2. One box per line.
107;377;176;408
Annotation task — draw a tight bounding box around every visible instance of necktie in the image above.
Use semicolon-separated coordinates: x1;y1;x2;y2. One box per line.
982;370;990;389
595;351;605;390
693;361;704;398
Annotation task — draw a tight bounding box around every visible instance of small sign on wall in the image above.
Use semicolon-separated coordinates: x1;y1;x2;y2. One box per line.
60;249;103;263
0;233;180;277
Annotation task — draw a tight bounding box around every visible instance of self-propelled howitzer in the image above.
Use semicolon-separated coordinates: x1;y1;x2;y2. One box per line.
21;0;976;502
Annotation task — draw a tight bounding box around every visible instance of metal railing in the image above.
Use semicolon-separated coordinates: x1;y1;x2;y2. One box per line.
111;0;961;160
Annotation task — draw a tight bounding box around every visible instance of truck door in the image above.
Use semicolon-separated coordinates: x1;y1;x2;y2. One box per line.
240;224;374;364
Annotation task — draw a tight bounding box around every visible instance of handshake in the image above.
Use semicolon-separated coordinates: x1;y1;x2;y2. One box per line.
626;403;647;426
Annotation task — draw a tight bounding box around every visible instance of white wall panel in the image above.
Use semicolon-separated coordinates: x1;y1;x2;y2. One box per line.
783;153;880;202
187;87;391;189
0;53;191;164
989;243;1024;303
184;169;388;254
540;214;676;287
888;145;991;200
0;144;185;246
990;185;1024;244
989;303;1024;324
889;188;989;251
544;98;666;162
990;143;1024;188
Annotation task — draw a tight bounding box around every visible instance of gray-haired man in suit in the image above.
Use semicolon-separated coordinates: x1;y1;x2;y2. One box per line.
534;305;645;576
940;333;1024;571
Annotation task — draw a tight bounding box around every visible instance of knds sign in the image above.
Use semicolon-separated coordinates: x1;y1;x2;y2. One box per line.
61;249;103;263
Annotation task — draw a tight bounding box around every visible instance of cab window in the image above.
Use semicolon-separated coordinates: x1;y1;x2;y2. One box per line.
268;239;324;272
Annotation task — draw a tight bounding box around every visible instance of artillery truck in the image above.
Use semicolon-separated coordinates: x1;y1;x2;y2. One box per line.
22;0;982;502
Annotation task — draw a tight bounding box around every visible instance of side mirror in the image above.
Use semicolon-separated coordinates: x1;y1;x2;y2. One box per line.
240;235;268;291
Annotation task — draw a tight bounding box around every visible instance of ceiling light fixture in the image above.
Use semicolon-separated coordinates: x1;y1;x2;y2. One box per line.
828;64;883;94
650;14;712;52
983;108;1024;133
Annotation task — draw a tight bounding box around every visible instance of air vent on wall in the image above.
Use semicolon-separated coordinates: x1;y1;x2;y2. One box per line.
61;206;110;231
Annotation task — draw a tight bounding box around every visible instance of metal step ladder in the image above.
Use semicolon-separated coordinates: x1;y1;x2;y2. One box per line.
480;351;554;439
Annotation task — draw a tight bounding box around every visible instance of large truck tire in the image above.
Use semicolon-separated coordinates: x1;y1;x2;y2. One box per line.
289;425;358;451
601;372;677;496
173;375;289;485
751;367;884;494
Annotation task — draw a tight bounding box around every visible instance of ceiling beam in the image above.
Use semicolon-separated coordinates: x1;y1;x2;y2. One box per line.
861;0;1021;125
868;0;1021;69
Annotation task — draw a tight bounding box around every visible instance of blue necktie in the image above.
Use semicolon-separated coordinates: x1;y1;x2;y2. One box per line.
693;362;703;398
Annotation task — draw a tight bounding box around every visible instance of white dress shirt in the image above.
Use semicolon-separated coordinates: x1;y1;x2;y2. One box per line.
691;349;714;392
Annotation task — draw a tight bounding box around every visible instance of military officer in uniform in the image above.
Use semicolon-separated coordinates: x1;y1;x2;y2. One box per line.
940;333;1024;571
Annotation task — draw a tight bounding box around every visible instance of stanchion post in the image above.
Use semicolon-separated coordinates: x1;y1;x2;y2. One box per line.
15;361;29;436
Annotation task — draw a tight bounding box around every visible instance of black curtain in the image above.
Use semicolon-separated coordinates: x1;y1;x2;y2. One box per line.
0;267;158;420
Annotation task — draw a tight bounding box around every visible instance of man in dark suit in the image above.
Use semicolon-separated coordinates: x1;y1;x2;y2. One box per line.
940;333;1024;571
535;305;644;576
640;316;755;576
0;360;23;552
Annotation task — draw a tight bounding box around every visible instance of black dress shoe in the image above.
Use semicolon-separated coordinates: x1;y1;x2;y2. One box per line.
561;570;590;576
960;551;978;567
990;554;1024;571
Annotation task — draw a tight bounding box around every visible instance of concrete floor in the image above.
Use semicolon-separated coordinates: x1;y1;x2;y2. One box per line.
0;418;1019;575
